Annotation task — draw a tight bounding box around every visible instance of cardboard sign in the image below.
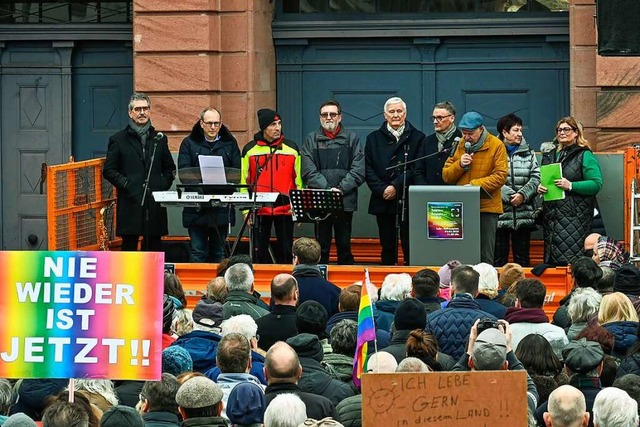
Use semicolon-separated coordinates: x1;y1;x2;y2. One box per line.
362;371;527;427
0;251;164;380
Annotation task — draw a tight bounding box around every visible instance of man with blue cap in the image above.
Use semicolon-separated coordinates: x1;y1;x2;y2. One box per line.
442;111;507;264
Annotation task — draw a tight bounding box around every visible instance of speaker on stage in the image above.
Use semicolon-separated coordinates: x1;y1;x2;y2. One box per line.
598;0;640;55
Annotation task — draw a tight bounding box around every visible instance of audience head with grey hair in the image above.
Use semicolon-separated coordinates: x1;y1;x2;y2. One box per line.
597;266;616;295
543;385;589;427
221;314;259;350
71;379;119;407
567;287;602;339
271;273;299;305
224;263;254;293
0;379;11;416
263;393;307;427
397;357;431;373
139;373;180;417
330;320;357;357
264;342;302;385
593;387;639;427
365;351;398;373
379;273;412;302
41;401;89;427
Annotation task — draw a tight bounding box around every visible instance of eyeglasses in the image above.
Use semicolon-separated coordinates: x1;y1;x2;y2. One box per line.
320;112;339;119
202;121;222;128
132;106;150;113
431;114;453;123
556;127;575;134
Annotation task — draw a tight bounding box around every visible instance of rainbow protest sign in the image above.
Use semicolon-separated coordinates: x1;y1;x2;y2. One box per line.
0;251;164;380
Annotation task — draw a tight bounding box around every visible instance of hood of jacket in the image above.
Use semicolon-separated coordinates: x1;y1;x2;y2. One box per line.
447;293;482;310
603;321;639;355
293;264;323;278
286;333;324;362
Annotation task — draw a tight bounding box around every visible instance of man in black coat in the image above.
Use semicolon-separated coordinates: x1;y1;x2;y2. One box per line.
139;373;181;426
415;101;461;185
103;93;176;251
177;107;241;262
256;273;299;351
365;97;425;265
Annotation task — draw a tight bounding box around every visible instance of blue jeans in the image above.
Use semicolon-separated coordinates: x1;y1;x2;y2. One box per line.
188;225;228;263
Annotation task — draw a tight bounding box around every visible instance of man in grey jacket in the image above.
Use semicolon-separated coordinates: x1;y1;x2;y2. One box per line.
301;100;365;265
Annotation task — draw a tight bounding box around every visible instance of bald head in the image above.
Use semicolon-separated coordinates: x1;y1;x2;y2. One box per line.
584;233;601;252
264;342;302;384
544;385;589;427
270;274;298;305
366;351;398;373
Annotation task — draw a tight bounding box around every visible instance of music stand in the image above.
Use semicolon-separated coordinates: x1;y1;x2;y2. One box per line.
290;189;344;223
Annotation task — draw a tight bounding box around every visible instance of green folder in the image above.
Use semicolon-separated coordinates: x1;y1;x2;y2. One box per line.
540;163;565;202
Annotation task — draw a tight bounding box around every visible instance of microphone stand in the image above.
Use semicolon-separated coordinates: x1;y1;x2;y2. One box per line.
393;143;409;266
385;147;451;171
141;136;159;251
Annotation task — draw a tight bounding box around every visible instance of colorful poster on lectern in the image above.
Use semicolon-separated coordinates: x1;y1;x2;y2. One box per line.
427;202;463;239
0;251;164;380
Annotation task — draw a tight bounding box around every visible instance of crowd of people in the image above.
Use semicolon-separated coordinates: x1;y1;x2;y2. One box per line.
3;233;640;426
102;92;604;268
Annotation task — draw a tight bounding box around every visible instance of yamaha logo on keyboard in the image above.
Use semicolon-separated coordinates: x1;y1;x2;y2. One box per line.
185;194;206;200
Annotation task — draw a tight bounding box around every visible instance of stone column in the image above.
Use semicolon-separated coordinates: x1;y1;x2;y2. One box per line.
133;0;276;150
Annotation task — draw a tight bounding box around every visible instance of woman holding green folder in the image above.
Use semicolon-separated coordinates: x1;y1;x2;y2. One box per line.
537;117;603;266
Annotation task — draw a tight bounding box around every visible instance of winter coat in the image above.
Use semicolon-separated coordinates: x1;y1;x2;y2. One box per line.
142;411;181;427
337;395;362;427
414;129;462;185
364;121;425;215
170;330;221;373
535;375;601;427
442;130;508;214
617;353;640;378
241;133;302;216
204;351;267;385
426;294;497;360
301;126;365;211
181;416;229;427
541;142;603;266
326;311;391;350
373;300;401;333
256;304;298;352
497;139;540;230
323;352;355;383
103;125;176;236
264;383;339;421
222;290;269;321
504;307;569;360
293;264;341;317
602;320;639;359
381;329;456;371
177;122;241;228
475;294;508;319
216;373;265;419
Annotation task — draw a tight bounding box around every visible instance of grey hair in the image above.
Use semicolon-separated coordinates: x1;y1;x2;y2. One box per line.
330;319;357;356
567;287;602;323
366;351;398;373
264;393;308;427
0;379;11;415
397;357;431;373
380;273;412;301
128;92;151;110
221;314;258;342
547;385;586;427
593;387;639;427
224;263;253;292
199;107;221;121
384;97;406;112
70;379;119;406
434;101;456;116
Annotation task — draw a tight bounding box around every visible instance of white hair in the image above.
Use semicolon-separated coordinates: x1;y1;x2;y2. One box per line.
365;351;398;373
384;97;406;112
397;357;431;373
173;309;194;336
593;387;639;427
70;379;119;406
379;273;412;301
473;263;499;299
221;314;258;342
264;393;307;427
224;263;253;292
568;287;602;323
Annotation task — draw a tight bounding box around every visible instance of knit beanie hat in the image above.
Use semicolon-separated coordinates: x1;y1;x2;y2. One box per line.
3;413;37;427
227;382;266;425
394;298;427;331
257;109;280;131
100;406;144;427
287;333;324;362
500;263;526;290
614;264;640;296
438;260;461;288
162;345;193;376
296;301;328;336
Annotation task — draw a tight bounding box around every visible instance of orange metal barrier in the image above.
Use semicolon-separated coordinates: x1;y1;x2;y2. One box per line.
174;263;571;319
46;158;118;250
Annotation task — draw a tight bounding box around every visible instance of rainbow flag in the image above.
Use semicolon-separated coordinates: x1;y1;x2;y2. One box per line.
353;269;376;387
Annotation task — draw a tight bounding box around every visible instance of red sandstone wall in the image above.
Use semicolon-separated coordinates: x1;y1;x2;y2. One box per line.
132;0;276;151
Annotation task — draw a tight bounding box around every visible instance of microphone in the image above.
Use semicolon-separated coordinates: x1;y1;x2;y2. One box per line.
154;132;164;141
463;142;471;172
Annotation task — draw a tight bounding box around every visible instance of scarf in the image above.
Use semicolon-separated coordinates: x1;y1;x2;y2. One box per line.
322;124;341;140
504;307;549;324
467;128;488;153
129;119;152;155
387;123;405;142
435;124;457;152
